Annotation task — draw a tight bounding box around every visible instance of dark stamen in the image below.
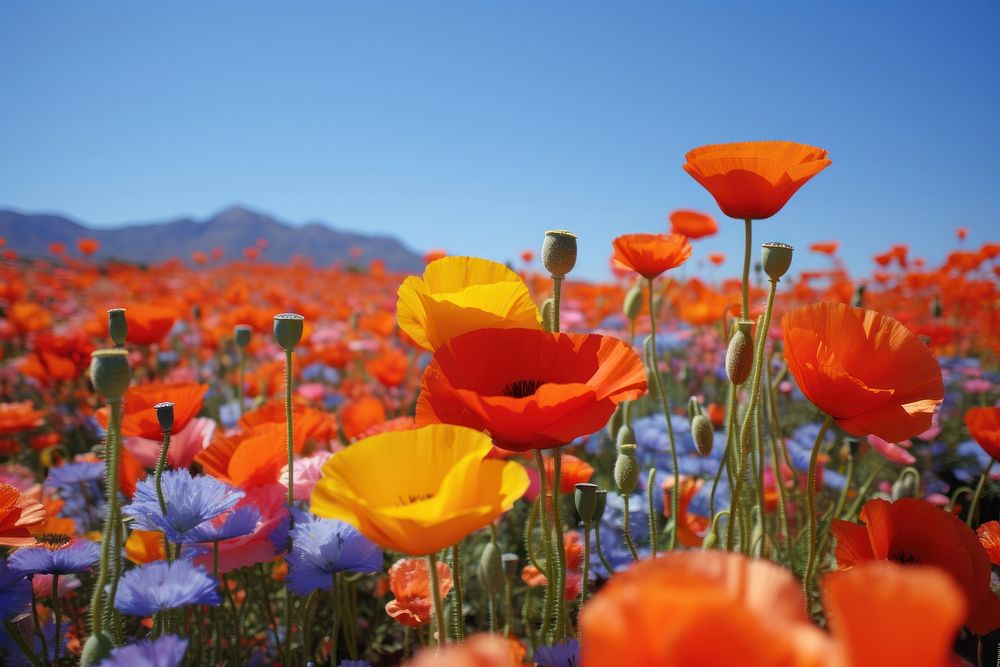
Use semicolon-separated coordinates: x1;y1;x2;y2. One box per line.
502;379;544;399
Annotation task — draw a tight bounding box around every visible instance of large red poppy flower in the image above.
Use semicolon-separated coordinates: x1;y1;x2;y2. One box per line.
416;328;646;451
683;141;830;220
965;407;1000;461
97;382;208;440
611;233;693;280
782;302;943;442
831;498;1000;636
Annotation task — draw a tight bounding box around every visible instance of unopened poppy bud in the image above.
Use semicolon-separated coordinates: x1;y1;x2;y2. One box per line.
623;283;643;321
501;552;519;579
80;632;114;667
478;541;505;595
615;424;634;449
540;298;556;333
686;396;701;421
691;414;714;457
606;403;624;441
614;443;639;494
273;313;304;351
234;324;252;350
891;474;919;500
852;284;866;308
155;401;175;433
760;242;793;282
107;308;127;347
594;489;607;521
89;349;131;399
541;229;577;278
726;320;754;385
575;482;598;524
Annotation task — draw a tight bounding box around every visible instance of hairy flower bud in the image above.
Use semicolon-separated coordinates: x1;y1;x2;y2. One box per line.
726;320;754;385
623;282;643;321
273;313;305;351
541;229;577;278
89;349;131;399
691;414;714;457
615;424;634;449
614;443;639;495
478;541;505;595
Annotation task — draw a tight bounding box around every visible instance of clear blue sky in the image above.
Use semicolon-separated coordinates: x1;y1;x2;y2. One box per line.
2;1;998;280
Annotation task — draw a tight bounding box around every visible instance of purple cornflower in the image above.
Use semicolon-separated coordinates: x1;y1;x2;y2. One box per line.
97;634;189;667
285;517;382;595
0;557;30;620
534;638;579;667
123;469;244;543
8;538;101;576
113;559;221;616
184;505;261;543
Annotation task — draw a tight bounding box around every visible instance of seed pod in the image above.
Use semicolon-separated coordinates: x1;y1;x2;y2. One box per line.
760;242;793;282
726;320;754;386
541;229;578;278
89;349;131;399
852;284;866;308
107;308;127;347
891;475;919;500
614;444;639;495
501;553;519;579
155;401;175;433
575;482;598;524
691;414;714;457
478;541;505;595
623;282;643;321
273;313;305;351
594;489;608;521
234;324;252;350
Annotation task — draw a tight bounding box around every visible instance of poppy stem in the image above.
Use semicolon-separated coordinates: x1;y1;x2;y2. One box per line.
710;379;736;522
741;218;752;320
551;276;562;333
450;541;465;640
533;450;556;639
330;572;341;665
155;427;173;564
578;520;591;630
427;552;447;647
647;468;658;557
282;346;296;666
551;450;568;640
815;450;854;563
646;277;680;551
237;345;246;418
968;459;995;527
52;574;61;665
91;397;123;640
621;494;639;561
803;414;835;612
593;522;614;574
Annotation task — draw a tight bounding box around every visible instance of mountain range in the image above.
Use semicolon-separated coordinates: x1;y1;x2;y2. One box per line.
0;206;425;272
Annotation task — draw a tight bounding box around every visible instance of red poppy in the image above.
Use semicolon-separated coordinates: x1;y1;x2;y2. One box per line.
114;304;177;345
416;328;646;451
668;210;718;239
682;141;831;220
76;237;100;256
0;402;45;436
240;401;337;452
385;557;453;628
611;233;693;280
707;252;726;266
661;476;709;547
0;482;47;547
809;241;839;256
782;302;943;442
976;521;1000;566
831;498;1000;635
965;407;1000;461
97;382;208;441
340;396;387;441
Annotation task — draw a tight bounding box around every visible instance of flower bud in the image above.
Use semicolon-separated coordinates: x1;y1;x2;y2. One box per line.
691;414;714;457
686;396;701;421
234;324;252;350
501;552;519;579
623;282;643;321
574;482;598;524
760;242;793;281
606;403;624;441
541;229;577;278
155;401;175;433
614;443;639;494
478;541;505;595
89;349;131;399
725;320;754;385
594;489;607;521
615;424;634;449
107;308;127;347
852;284;866;308
80;632;114;667
891;474;919;500
273;313;304;351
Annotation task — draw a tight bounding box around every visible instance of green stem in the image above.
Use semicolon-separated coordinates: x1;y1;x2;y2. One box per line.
504;577;514;638
593;523;614;573
815;452;854;562
968;460;995;527
647;468;658;557
551;276;563;333
91;398;123;639
709;381;736;521
842;462;885;521
329;573;341;666
741;218;752;320
550;449;567;640
450;541;465;640
283;348;295;665
52;574;62;665
764;351;792;555
646;277;679;550
427;552;447;646
803;414;834;612
155;428;173;564
621;494;639;561
578;522;591;617
533;450;555;639
237;349;246;418
523;497;546;576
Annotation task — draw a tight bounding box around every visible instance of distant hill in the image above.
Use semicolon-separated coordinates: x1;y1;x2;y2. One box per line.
0;205;425;272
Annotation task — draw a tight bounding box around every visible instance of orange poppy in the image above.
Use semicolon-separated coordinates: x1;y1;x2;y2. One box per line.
423;249;447;264
0;482;47;547
366;346;409;388
809;241;839;256
48;241;67;255
96;382;208;440
543;453;594;493
682;141;831;220
611;233;693;279
579;550;829;666
385;557;453;628
416;328;646;451
707;252;726;266
976;521;1000;566
782;303;943;442
831;498;1000;635
822;561;965;667
7;301;53;334
965;407;1000;461
409;633;529;667
114;304;177;345
668;209;718;239
240;400;338;451
76;237;100;256
661;476;709;547
0;402;45;436
340;395;387;441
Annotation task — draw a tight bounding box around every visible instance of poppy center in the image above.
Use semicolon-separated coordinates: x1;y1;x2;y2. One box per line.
35;533;71;549
890;550;920;565
397;493;434;506
502;379;545;399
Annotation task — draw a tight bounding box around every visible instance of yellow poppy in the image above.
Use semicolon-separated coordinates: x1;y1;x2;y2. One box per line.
396;256;541;351
310;424;529;555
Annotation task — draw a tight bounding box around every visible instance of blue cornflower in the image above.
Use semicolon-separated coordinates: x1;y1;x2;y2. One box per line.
0;558;30;620
534;638;579;666
286;517;382;595
44;461;105;531
184;506;260;543
96;634;189;667
123;469;244;543
113;559;221;616
8;538;101;575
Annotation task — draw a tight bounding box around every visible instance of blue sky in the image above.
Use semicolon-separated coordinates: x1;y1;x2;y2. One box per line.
2;2;998;279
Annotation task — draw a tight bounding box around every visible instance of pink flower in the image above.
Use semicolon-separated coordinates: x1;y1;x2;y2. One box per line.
123;417;215;469
296;382;326;403
32;573;80;598
867;434;916;466
280;451;332;502
192;483;288;574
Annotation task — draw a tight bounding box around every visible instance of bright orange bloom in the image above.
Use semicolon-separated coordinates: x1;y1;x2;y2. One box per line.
424;248;447;264
661;476;709;548
668;209;718;239
417;328;646;451
977;521;1000;566
0;402;45;436
117;304;177;345
7;301;53;334
579;551;830;666
965;407;1000;461
682;141;831;220
822;561;965;667
97;382;208;440
340;395;387;441
782;303;943;442
707;252;726;266
48;242;67;255
809;241;839;255
611;233;693;280
956;227;969;241
385;557;453;628
76;237;100;256
240;400;337;452
366;346;409;388
831;498;1000;635
409;633;529;667
544;453;594;493
0;482;47;547
124;529;167;564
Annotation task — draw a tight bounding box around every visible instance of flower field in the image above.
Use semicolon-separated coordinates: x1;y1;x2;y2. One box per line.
1;141;999;666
